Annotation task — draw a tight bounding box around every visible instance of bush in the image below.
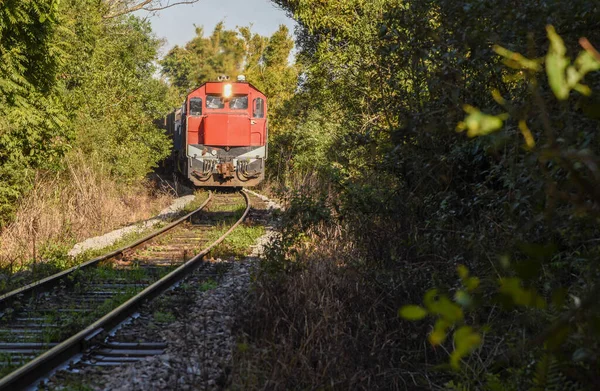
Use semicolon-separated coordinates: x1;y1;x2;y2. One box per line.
234;0;600;389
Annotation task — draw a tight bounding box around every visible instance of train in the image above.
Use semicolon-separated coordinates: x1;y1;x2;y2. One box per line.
164;75;267;187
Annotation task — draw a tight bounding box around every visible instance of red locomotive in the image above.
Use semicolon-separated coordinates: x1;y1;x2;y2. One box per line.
166;76;267;187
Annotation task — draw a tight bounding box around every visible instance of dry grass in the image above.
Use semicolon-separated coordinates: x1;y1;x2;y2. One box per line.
230;225;449;390
0;152;173;271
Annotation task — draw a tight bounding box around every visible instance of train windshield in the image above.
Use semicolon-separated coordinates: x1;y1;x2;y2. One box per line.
253;98;265;118
229;95;248;110
189;98;202;116
206;95;225;109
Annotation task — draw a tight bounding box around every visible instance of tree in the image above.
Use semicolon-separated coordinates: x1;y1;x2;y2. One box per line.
102;0;201;18
160;22;298;111
246;25;297;114
0;0;179;225
257;0;600;388
160;45;195;93
0;0;70;224
58;0;174;182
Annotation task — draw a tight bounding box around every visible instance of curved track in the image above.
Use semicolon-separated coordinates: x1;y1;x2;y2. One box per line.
0;190;251;390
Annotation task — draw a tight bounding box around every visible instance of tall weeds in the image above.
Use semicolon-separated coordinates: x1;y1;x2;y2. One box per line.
231;223;448;390
230;181;450;389
0;152;172;271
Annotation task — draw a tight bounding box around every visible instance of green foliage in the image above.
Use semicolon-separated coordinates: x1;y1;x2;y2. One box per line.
398;305;427;320
499;277;546;309
0;0;174;224
269;103;343;181
160;45;193;93
450;326;482;370
199;279;218;292
262;189;331;274
400;265;485;369
265;0;600;388
160;22;297;109
460;25;600;145
546;26;600;100
209;224;266;259
58;1;173;182
0;0;71;224
152;311;176;323
246;25;298;114
161;22;245;95
399;23;600;378
456;106;509;138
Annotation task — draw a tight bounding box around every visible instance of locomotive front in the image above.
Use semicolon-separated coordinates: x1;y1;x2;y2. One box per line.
170;76;267;187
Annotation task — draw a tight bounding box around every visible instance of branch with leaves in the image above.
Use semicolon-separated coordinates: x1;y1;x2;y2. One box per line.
102;0;201;19
402;27;600;381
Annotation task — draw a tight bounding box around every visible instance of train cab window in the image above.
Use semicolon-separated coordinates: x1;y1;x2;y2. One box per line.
189;98;202;116
253;98;265;118
230;95;248;110
206;95;225;109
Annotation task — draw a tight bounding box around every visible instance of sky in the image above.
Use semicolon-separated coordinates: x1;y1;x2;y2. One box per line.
137;0;297;57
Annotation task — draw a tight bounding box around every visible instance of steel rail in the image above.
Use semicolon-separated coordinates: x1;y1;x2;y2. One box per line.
0;190;251;391
0;192;214;311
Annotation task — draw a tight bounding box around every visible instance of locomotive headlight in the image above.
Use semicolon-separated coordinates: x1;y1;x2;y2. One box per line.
223;83;233;99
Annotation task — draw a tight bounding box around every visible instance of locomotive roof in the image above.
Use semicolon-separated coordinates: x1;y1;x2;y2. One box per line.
188;81;266;97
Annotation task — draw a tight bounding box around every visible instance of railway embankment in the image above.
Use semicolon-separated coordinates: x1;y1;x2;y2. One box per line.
68;193;198;257
0;175;183;293
0;194;210;301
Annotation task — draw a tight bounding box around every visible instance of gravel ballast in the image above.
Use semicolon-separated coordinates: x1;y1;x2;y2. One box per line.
91;259;254;391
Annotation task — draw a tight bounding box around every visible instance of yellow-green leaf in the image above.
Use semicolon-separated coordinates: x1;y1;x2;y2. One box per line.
450;326;482;369
575;50;600;75
466;277;480;291
429;318;450;346
518;120;535;149
458;106;509;137
499;277;547;309
546;25;569;100
399;305;428;320
425;292;464;323
429;329;446;346
457;265;469;280
493;45;541;71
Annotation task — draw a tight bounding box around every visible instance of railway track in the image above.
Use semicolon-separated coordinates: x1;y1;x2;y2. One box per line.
0;190;252;390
